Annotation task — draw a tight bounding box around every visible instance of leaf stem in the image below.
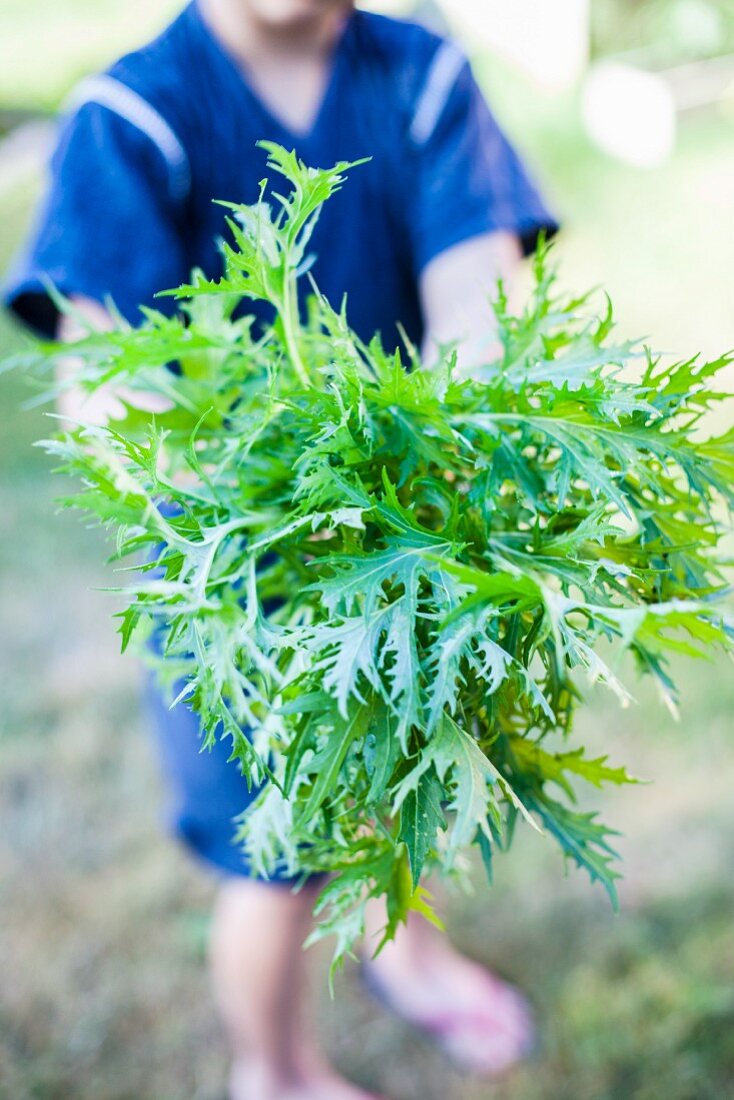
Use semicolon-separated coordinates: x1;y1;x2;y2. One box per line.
281;267;310;388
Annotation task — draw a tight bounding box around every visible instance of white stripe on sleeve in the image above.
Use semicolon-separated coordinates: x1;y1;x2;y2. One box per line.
63;75;191;203
409;41;467;147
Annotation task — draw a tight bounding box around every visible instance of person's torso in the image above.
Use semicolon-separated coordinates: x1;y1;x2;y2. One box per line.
107;3;442;349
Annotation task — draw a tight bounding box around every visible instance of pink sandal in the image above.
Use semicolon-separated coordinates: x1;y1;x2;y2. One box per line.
360;961;537;1077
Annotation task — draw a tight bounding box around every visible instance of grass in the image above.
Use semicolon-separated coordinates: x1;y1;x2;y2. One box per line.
1;44;733;1100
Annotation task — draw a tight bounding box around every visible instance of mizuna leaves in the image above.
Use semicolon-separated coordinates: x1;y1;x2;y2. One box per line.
20;143;734;967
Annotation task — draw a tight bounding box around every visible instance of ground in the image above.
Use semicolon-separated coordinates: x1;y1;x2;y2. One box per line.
0;40;733;1100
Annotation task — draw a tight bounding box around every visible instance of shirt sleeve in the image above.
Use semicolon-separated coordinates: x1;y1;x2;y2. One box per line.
406;44;559;274
3;95;190;337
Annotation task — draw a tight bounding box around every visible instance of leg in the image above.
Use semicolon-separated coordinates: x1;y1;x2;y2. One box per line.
146;683;384;1099
210;878;386;1100
362;901;535;1077
210;879;316;1086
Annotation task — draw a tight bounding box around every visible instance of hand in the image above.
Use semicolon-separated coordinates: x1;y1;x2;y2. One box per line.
57;296;172;428
419;229;521;379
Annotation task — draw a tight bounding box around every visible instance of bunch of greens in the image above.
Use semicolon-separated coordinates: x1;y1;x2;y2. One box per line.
22;144;733;965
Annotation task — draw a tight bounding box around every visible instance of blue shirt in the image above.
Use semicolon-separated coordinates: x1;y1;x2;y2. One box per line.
5;2;557;349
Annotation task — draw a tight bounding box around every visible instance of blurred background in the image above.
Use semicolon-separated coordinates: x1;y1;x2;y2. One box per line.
0;2;733;1098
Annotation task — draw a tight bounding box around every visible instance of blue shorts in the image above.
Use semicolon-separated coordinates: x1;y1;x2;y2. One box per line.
145;676;294;880
147;673;316;883
144;519;308;882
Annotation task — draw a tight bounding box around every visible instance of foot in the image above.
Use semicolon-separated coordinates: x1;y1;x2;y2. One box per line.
229;1059;387;1100
362;926;535;1077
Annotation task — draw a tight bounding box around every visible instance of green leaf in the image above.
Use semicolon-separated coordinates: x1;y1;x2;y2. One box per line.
524;790;621;905
508;737;641;800
299;705;372;821
399;767;446;887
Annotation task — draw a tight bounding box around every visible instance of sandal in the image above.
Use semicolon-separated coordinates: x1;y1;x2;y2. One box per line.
359;960;537;1077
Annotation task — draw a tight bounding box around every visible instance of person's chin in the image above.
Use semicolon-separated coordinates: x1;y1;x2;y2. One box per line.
252;0;350;31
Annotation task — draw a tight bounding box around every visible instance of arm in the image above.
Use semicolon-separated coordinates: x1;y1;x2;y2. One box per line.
419;229;521;377
407;46;557;375
6;93;190;408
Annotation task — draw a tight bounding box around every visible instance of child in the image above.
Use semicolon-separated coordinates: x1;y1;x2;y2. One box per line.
5;2;557;1097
